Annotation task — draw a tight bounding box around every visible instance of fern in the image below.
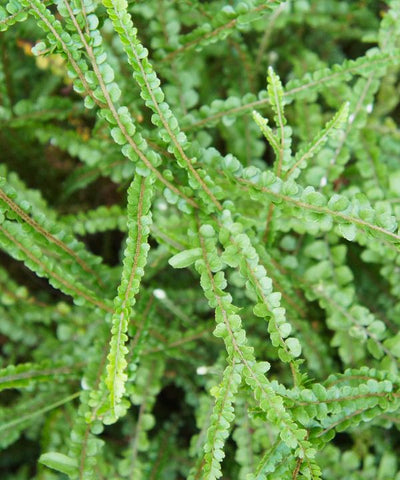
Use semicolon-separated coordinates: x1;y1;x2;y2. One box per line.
105;173;154;418
1;1;400;479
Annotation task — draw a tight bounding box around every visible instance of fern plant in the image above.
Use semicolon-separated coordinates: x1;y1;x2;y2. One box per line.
1;0;400;478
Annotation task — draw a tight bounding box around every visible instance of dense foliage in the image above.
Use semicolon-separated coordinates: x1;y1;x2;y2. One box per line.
1;0;400;478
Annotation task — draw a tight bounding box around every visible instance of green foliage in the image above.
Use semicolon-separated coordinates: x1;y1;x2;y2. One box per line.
105;173;154;419
1;0;400;479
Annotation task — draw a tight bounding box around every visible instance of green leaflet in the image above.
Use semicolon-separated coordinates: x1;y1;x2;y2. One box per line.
39;452;78;476
168;248;202;269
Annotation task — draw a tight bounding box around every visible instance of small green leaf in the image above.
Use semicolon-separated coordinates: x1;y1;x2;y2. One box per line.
168;248;202;268
113;0;128;11
200;224;215;237
39;452;77;476
110;127;126;145
384;332;400;358
253;303;269;317
285;338;302;357
389;170;400;196
338;223;357;241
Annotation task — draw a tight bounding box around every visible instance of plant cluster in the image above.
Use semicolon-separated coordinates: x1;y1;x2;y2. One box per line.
1;0;400;479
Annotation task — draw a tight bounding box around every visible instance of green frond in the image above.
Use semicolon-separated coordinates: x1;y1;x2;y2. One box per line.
201;362;243;480
105;173;154;418
160;0;283;63
102;0;223;212
184;50;398;131
0;361;78;391
286;102;349;179
218;159;399;247
0;174;107;292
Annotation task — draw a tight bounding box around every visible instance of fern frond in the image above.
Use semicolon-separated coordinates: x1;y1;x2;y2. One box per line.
0;361;79;391
105;173;154;418
0;175;106;290
201;362;243;480
23;0;198;210
219;212;302;381
285;102;349;179
102;0;223;212
161;0;283;63
0;2;30;32
248;440;291;480
185;50;398;130
62;205;127;235
219;158;399;246
0;220;112;311
192;222;321;478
